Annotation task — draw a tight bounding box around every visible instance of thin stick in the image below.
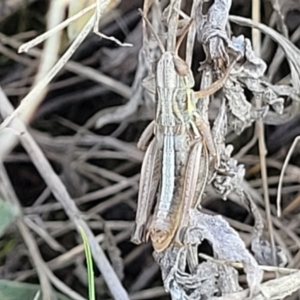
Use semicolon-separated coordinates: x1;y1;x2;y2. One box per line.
252;0;277;266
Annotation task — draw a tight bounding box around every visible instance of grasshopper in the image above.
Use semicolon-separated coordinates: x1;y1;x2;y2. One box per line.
132;12;236;252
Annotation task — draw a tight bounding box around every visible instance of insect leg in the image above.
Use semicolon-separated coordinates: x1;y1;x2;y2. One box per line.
137;120;155;151
194;58;237;99
174;138;202;244
131;137;161;244
194;113;217;160
192;142;209;210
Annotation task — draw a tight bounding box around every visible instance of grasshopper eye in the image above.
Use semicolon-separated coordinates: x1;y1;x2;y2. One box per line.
173;57;189;77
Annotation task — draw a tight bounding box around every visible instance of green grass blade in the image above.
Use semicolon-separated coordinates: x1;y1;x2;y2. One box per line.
79;227;95;300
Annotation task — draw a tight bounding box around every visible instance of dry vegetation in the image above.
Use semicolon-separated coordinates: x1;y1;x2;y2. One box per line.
1;0;300;299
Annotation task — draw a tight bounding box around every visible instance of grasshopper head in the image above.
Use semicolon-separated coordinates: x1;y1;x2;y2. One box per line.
149;229;173;252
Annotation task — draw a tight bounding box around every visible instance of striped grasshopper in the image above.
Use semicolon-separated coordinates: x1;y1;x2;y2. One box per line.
132;14;236;252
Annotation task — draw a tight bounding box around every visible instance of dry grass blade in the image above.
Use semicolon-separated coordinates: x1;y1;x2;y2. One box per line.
252;0;277;268
0;163;54;300
0;158;86;300
0;1;131;146
270;0;289;38
277;136;300;217
93;0;132;47
0;32;132;99
0;14;95;133
212;270;300;300
18;2;97;53
0;88;129;300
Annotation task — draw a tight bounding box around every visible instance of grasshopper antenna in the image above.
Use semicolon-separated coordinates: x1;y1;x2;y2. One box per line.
173;19;194;76
175;19;194;56
138;8;165;53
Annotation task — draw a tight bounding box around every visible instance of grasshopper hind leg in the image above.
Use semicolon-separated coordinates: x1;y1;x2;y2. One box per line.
131;215;154;244
174;140;203;245
131;224;146;245
137;121;155;151
131;137;161;244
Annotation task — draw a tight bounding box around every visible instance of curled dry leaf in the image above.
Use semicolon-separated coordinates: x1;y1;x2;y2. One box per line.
212;144;288;268
229;15;300;124
186;210;263;297
154;245;241;300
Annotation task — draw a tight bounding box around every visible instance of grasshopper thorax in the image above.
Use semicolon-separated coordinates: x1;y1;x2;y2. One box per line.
156;52;192;90
156;52;177;89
